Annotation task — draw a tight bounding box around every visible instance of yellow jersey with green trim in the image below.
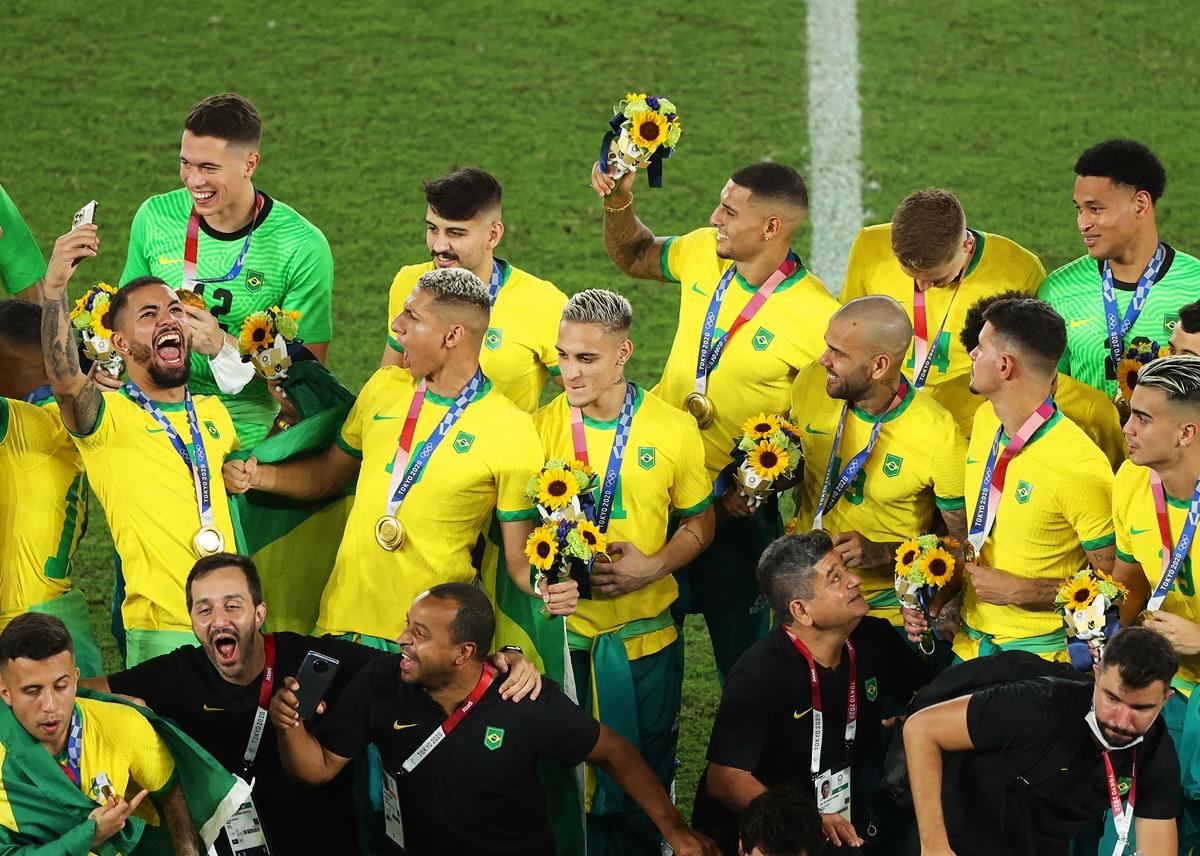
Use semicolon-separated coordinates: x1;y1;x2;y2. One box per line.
955;403;1115;659
76;696;176;816
1113;461;1200;692
840;225;1044;428
0;398;87;625
70;390;239;634
789;364;967;624
534;386;712;656
656;228;837;481
319;366;542;641
385;260;568;413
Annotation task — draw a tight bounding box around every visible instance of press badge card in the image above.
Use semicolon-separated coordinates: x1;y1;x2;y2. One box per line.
222;799;270;856
382;770;406;848
815;765;852;821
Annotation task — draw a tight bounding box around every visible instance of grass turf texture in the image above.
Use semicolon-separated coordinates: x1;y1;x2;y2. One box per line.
3;0;1199;826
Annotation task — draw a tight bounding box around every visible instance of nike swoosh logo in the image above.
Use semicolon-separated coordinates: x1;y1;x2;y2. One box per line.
202;704;224;712
1069;319;1093;328
804;424;828;435
393;721;418;731
158;255;184;265
1130;526;1152;535
966;457;979;465
690;283;709;297
373;414;401;421
793;708;812;720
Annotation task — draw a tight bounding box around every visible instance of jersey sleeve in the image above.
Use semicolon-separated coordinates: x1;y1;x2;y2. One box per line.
931;413;967;509
1058;445;1116;551
534;681;602;766
672;419;714;516
123;709;177;795
282;228;334;344
704;665;771;771
660;228;713;284
0;185;47;295
66;393;117;448
838;228;871;303
536;284;569;374
495;413;541;522
337;373;379;458
120;198;155;285
1112;462;1136;563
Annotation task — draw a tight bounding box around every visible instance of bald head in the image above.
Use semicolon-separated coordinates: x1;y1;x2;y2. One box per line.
834;296;913;363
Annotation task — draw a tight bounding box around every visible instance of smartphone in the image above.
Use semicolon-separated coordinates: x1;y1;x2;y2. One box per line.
70;201;98;266
293;650;339;719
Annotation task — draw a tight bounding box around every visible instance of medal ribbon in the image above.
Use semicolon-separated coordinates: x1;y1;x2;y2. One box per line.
384;369;485;518
785;629;857;777
692;253;799;395
125;382;215;533
813;378;910;530
242;633;276;771
966;399;1056;556
1146;470;1200;612
22;384;53;404
57;706;83;787
569;383;636;534
487;260;503;308
1103;749;1136;856
182;192;265;289
401;662;496;773
1100;243;1164;375
911;282;961;389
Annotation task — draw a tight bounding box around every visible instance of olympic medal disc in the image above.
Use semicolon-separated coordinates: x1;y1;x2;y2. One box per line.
683;391;715;428
375;515;405;551
193;525;225;558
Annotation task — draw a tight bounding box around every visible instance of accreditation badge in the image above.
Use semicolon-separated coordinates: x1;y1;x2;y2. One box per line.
221;798;270;856
382;770;406;849
814;764;851;821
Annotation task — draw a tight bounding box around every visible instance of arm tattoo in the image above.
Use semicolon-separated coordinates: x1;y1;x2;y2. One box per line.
603;208;664;281
41;290;102;432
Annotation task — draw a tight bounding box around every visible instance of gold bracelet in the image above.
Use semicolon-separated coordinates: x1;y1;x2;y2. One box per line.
603;196;633;214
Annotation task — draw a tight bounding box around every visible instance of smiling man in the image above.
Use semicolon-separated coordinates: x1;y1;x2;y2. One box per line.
1170;300;1200;357
121;92;334;447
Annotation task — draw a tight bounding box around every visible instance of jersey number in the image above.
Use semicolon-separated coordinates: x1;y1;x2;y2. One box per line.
831;457;867;506
906;331;951;376
191;283;234;332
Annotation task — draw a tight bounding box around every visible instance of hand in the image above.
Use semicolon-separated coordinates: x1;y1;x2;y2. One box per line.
591;541;663;596
267;380;302;426
902;605;930;644
89;788;149;847
269;676;324;730
663;827;720;856
491;650;542;702
223;456;258;494
87;360;124;390
718;487;756;519
181;304;228;357
822;812;864;848
590;160;636;201
832;531;893;569
1143;611;1200;656
538;577;580;616
965;562;1021;606
45;224;99;294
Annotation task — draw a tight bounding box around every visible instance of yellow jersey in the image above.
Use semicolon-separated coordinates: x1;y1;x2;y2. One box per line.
656;228;837;481
1113;461;1200;692
70;390;239;634
534;386;712;657
385;260;568;413
76;696;176;827
318;366;542;640
789;364;967;624
0;398;87;624
840;225;1044;429
955;404;1115;659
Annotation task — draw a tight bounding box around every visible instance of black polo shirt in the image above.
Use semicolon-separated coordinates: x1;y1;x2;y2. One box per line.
317;655;600;856
692;618;928;846
108;632;381;856
944;678;1179;855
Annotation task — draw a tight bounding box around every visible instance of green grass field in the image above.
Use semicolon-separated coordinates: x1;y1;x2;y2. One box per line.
5;0;1200;827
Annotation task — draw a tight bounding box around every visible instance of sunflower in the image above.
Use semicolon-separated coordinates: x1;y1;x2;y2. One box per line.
895;538;921;575
629;111;669;150
748;441;789;479
1060;576;1099;610
90;296;114;340
918;547;956;588
535;467;579;510
240;313;274;354
624;91;647;103
1117;357;1143;401
574;520;608;556
742;412;781;440
524;526;559;571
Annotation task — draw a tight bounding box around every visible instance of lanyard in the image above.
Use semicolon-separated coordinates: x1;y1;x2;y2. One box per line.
1103;749;1136;856
124;383;214;531
569;383;636;534
692;254;799;395
967;399;1056;556
785;629;857;777
22;385;52;404
1146;470;1200;612
813;378;909;530
57;706;83;787
384;369;484;518
241;634;276;771
487;260;503;308
1100;244;1164;374
182;192;265;288
401;662;496;774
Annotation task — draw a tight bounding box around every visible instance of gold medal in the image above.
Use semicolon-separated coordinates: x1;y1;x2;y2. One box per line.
193;525;225;557
1112;389;1132;424
962;541;977;565
683;391;715;428
375;515;405;551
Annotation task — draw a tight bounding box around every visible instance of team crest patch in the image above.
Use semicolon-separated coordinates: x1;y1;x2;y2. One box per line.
882;453;903;478
204;420;220;439
1015;479;1034;504
1118;776;1132;796
752;327;775;351
484;327;503;351
245;270;265;293
865;677;878;702
1165;313;1181;337
484;726;505;751
638;446;656;470
453;431;475;454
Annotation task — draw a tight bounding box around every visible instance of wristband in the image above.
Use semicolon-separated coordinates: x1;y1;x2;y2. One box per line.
499;645;524;655
209;341;257;395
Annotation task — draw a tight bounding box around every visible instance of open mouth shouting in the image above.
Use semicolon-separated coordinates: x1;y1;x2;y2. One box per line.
209;628;241;668
398;648;419;674
154;329;186;369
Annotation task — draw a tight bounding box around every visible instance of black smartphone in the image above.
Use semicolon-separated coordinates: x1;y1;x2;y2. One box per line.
293;650;339;719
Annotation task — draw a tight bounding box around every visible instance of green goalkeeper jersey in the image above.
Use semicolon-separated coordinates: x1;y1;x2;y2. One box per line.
0;184;46;296
121;188;334;446
1037;244;1200;396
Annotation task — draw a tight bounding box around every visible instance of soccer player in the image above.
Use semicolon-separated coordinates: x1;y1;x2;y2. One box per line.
839;188;1045;438
0;183;46;301
380;166;567;413
1170;299;1200;356
1113;356;1200;847
790;296;967;629
1039;139;1200;402
41;224;240;666
121;92;335;447
224;268;576;648
534;289;715;854
0;613;200;854
590;159;838;677
0;299;101;675
905;298;1116;661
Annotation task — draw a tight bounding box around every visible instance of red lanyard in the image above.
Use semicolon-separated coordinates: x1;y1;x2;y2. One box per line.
242;633;276;770
401;663;497;773
182;193;265;287
1103;749;1136;856
785;629;857;776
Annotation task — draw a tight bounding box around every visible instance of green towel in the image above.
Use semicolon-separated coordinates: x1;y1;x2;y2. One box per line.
959;618;1067;657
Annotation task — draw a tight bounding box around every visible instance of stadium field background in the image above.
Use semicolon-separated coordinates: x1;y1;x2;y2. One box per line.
5;0;1200;820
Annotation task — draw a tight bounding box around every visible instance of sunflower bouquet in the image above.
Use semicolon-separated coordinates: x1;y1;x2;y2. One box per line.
1115;337;1169;418
1056;568;1129;669
599;92;682;188
894;535;960;653
523;459;605;609
239;306;302;381
727;413;804;510
70;282;123;376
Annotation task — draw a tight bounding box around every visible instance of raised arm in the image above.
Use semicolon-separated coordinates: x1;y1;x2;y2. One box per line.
589;164;670;282
269;676;353;786
223;440;360;500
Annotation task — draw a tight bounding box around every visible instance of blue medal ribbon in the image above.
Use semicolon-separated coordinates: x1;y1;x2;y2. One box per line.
57;705;82;787
1100;243;1164;375
22;384;53;404
593;383;636;534
124;382;214;529
1147;471;1200;611
182;192;265;288
487;260;504;308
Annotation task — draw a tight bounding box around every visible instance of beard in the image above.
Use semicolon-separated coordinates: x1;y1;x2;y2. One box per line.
128;340;190;388
828;369;873;403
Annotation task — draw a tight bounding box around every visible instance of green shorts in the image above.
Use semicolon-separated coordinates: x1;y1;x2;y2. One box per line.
123;628;198;668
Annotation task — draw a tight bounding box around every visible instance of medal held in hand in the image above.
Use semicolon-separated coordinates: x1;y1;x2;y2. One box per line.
598;92;682;188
